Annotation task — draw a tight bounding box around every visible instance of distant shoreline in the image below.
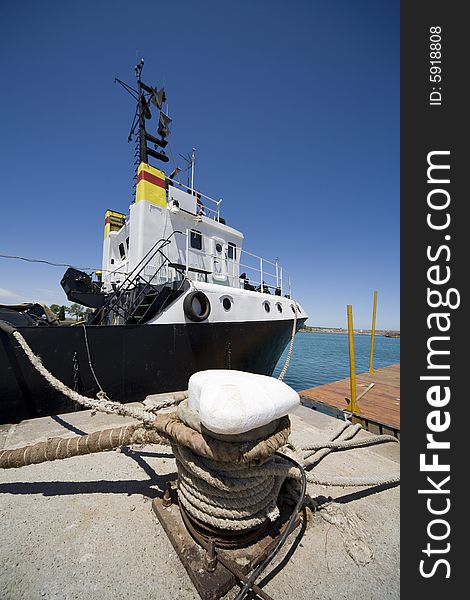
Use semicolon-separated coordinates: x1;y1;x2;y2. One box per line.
299;326;400;338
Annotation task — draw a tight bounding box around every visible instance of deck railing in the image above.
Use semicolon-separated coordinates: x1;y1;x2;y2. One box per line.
238;250;291;296
166;178;222;221
102;226;292;301
182;229;292;296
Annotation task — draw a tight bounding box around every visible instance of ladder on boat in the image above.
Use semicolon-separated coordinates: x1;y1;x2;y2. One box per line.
92;232;184;325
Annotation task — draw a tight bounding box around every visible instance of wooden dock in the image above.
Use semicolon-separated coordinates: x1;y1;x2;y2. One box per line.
299;363;400;437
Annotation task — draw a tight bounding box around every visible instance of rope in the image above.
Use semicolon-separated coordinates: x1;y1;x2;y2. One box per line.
143;391;187;413
0;414;291;470
286;420;400;487
0;425;168;469
82;325;105;394
1;326;399;537
234;453;307;600
6;329;399;486
302;434;398;455
11;330;160;425
172;442;295;531
277;302;298;381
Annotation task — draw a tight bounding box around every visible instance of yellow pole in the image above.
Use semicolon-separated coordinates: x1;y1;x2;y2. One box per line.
369;290;378;374
347;304;358;414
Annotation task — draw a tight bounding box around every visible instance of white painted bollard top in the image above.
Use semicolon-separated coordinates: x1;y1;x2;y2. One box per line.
188;370;300;435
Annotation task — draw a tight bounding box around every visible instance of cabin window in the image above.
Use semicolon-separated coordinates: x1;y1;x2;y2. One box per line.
228;242;237;260
126;236;129;249
190;230;202;250
118;243;126;259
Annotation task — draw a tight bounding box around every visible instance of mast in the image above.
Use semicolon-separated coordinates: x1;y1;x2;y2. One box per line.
116;59;171;168
135;60;148;164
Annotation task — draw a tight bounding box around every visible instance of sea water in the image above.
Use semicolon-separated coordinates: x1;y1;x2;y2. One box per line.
273;332;400;392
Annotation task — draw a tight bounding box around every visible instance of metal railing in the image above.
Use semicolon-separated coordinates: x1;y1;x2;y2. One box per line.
92;231;182;324
166;178;222;221
182;228;292;296
239;250;291;296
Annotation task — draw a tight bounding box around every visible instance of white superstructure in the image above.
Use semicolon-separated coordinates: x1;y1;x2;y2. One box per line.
99;161;304;326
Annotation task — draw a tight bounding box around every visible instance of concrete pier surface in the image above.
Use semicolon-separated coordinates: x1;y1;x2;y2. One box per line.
0;404;399;600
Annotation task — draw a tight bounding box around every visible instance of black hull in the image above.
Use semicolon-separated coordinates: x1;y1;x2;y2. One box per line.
0;318;306;423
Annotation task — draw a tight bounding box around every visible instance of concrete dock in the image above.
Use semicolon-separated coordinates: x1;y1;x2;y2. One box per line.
299;364;400;437
0;403;399;600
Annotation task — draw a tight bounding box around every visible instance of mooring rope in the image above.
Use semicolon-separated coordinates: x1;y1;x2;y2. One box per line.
282;420;400;487
143;394;188;412
277;302;298;382
11;329;167;425
173;444;286;531
0;324;399;532
81;324;105;395
0;415;290;470
0;425;167;469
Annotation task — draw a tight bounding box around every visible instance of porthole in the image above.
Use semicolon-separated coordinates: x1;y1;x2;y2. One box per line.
263;301;271;313
276;303;283;313
216;243;223;253
223;297;232;311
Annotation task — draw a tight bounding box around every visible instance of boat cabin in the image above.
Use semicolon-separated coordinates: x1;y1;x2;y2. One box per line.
101;162;290;297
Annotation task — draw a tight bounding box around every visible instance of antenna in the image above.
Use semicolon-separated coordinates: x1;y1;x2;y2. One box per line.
178;152;194;189
190;148;196;194
135;59;148;164
116;60;171;170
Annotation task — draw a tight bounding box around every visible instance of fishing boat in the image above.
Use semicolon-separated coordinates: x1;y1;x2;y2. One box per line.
0;61;307;423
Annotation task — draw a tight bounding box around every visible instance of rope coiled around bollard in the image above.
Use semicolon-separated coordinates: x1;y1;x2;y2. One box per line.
0;324;399;536
173;444;286;531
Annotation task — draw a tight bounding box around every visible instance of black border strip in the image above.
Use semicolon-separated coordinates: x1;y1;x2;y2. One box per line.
401;2;466;595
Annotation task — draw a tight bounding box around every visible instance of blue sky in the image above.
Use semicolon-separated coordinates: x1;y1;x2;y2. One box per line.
0;0;399;329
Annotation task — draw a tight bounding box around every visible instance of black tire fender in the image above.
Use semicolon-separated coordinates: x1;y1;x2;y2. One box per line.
183;291;211;322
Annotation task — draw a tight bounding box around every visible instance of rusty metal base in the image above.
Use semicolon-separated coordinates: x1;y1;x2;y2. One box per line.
152;487;301;600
